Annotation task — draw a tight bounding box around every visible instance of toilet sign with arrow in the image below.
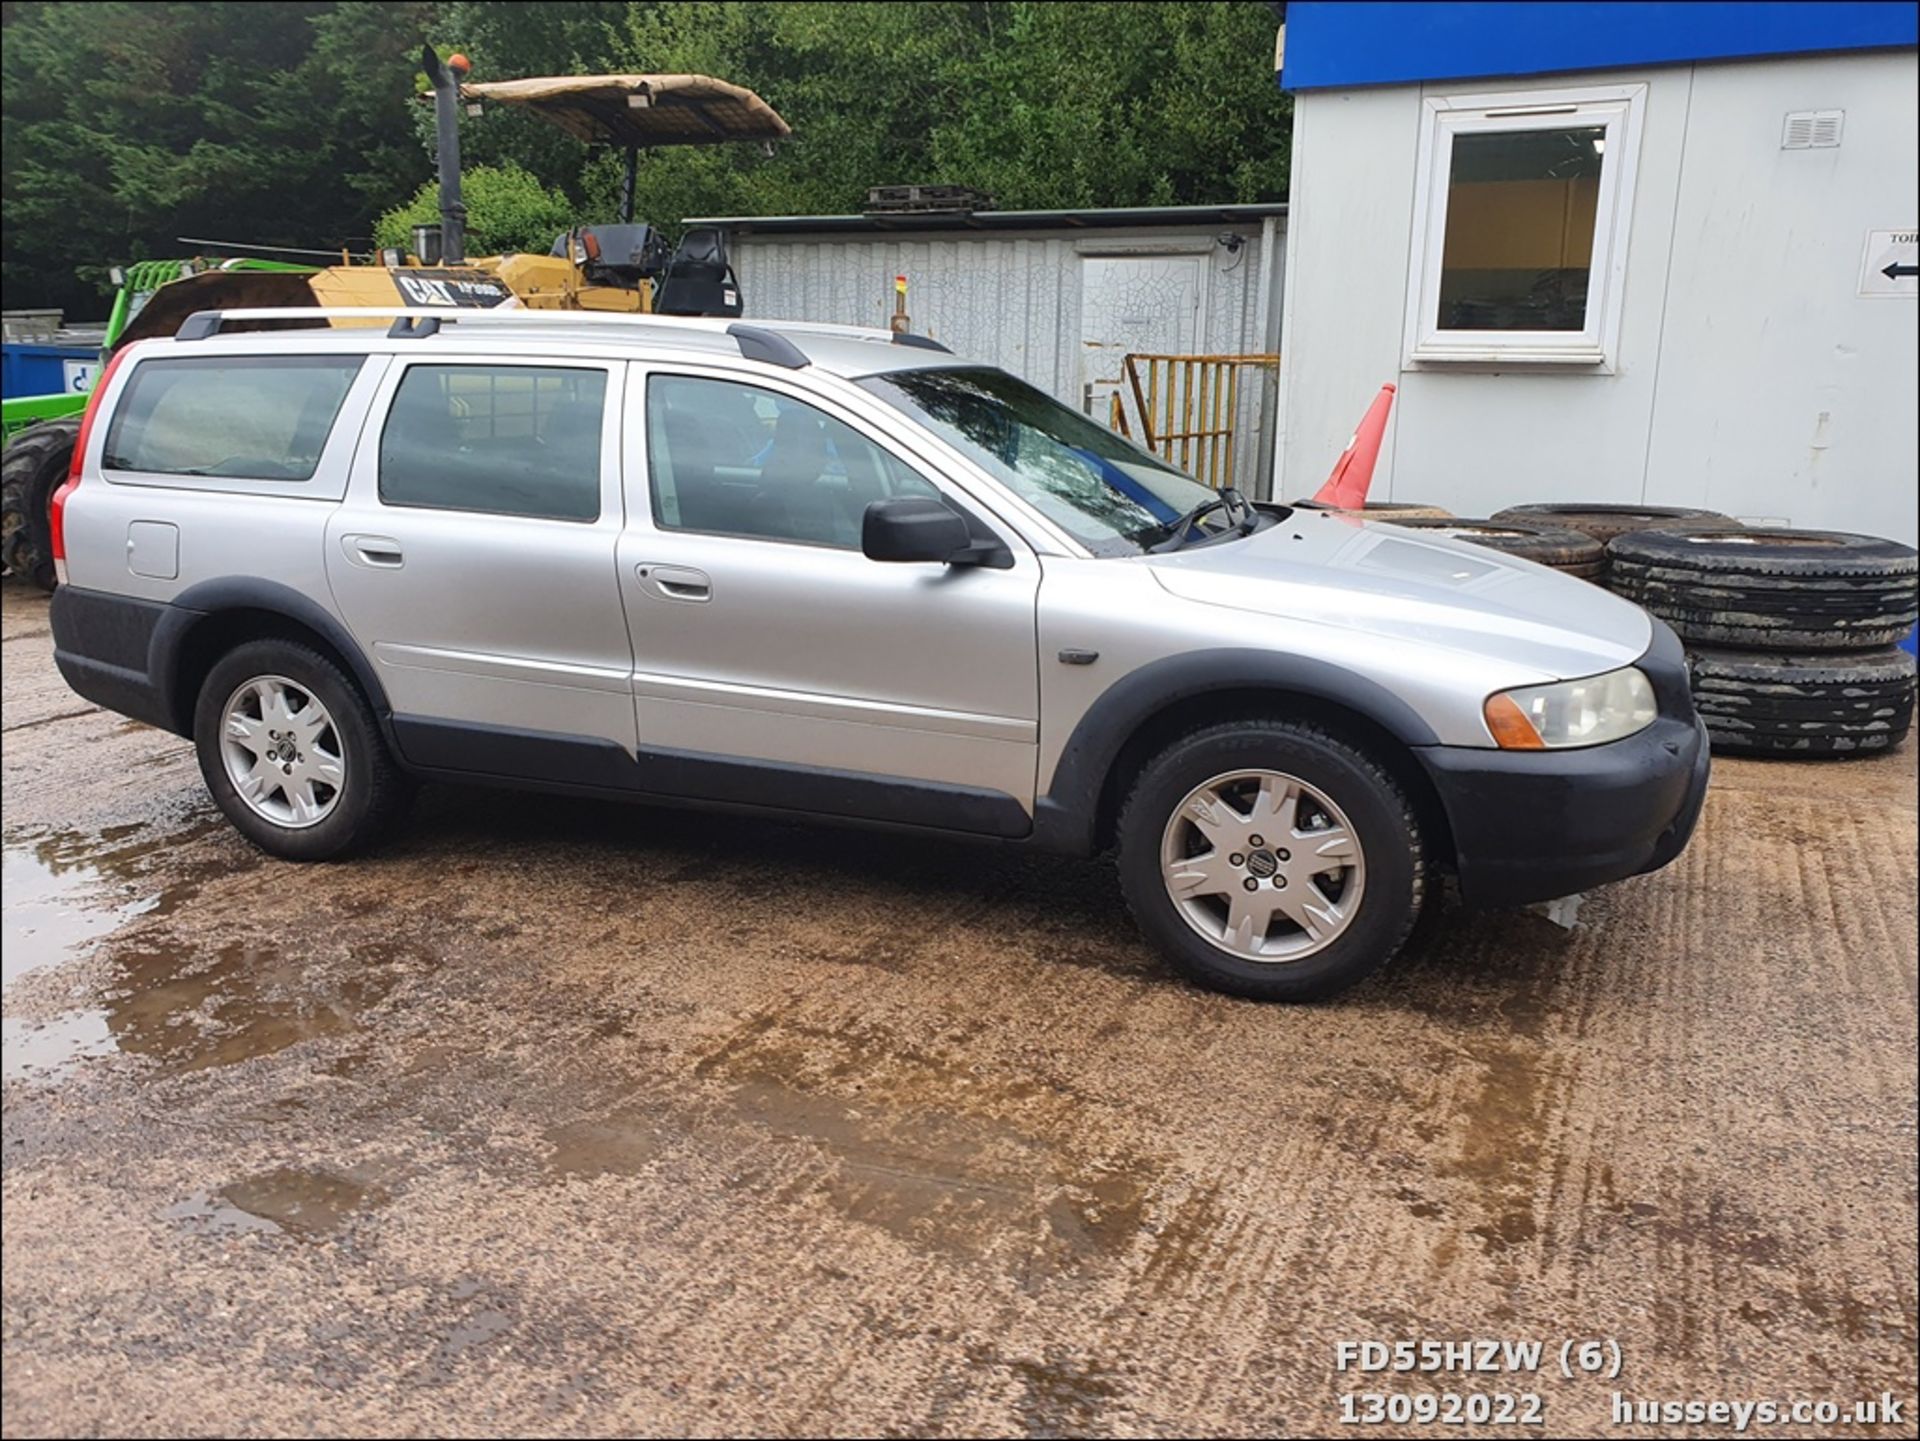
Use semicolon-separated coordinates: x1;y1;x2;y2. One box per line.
1858;228;1917;297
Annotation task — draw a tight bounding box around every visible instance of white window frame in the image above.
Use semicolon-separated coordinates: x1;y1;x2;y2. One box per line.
1404;83;1646;368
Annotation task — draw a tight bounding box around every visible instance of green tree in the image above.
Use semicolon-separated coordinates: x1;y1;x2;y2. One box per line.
0;0;1291;314
1;1;432;314
373;162;578;255
933;2;1292;208
424;0;628;197
594;1;1288;231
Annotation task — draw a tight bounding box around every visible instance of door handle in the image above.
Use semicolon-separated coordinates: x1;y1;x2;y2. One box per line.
343;534;404;569
637;563;711;602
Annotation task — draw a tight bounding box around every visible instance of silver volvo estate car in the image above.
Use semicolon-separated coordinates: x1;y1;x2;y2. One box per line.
48;309;1709;1000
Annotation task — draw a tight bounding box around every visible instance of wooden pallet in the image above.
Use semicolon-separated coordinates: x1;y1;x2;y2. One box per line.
864;184;995;215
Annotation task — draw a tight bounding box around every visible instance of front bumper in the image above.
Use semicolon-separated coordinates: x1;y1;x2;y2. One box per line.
1415;621;1710;908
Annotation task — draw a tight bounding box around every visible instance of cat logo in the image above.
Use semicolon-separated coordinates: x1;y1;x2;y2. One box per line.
393;270;513;308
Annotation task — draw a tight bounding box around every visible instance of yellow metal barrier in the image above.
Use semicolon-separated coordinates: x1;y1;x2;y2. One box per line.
1110;352;1280;490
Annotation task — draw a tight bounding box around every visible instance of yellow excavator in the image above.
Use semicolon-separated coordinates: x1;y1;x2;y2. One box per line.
116;48;790;344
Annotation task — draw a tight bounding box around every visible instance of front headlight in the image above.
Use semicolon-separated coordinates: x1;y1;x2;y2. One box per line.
1484;667;1658;750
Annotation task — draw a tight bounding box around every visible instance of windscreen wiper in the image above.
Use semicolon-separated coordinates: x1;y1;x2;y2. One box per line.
1148;487;1251;553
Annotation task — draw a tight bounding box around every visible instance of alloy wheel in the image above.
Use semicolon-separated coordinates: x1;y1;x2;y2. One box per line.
1158;767;1366;962
219;675;346;829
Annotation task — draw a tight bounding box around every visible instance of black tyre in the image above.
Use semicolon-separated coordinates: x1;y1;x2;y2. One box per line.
1490;502;1740;547
1689;646;1916;758
193;639;407;860
1608;528;1918;651
1;418;80;591
1384;516;1605;576
1115;719;1426;1002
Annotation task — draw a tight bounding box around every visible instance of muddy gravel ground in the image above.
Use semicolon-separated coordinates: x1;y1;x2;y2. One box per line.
2;580;1915;1438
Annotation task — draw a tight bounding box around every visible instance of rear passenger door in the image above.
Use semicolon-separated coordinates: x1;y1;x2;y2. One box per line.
326;356;637;771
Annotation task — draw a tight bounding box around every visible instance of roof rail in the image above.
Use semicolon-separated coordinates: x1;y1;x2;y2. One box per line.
162;307;951;369
725;323;808;370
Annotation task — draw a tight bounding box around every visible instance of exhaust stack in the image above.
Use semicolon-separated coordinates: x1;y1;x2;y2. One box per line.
420;46;468;264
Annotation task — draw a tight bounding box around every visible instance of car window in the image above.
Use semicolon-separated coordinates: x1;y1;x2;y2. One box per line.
647;374;938;548
379;364;605;522
102;355;364;482
859;367;1231;557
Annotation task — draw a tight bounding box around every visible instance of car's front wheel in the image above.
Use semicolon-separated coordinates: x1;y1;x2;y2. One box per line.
1115;719;1427;1001
193;639;406;860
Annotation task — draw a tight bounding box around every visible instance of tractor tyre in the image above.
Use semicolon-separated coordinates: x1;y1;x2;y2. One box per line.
1;418;80;592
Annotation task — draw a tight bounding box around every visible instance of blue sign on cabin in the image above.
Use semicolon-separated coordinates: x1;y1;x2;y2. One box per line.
1280;1;1920;91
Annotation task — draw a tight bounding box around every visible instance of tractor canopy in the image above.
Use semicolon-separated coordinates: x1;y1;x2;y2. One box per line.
458;74;790;149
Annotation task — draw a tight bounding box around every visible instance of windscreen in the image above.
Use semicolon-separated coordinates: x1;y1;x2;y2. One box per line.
857;367;1226;556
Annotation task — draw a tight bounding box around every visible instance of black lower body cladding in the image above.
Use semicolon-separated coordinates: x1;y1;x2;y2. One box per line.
1416;715;1709;906
48;585;179;731
1607;527;1919;651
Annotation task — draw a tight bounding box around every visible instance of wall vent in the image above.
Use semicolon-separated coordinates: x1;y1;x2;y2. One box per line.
1781;109;1844;149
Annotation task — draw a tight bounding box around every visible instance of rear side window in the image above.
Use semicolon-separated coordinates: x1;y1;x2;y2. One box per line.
379;364;605;522
103;355;364;481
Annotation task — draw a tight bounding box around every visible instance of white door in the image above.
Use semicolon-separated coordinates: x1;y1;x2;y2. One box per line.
1079;254;1205;431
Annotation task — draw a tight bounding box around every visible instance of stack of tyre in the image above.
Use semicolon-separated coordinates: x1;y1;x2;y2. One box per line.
1483;503;1918;758
1604;528;1918;759
1488;503;1748;588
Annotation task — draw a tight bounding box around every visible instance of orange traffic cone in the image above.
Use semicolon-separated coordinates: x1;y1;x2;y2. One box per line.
1313;383;1396;510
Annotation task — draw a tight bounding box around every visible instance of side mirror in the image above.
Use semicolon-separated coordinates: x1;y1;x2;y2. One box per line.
862;496;973;564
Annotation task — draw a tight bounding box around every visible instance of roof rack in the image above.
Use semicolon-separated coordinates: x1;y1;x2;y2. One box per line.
169;307;952;366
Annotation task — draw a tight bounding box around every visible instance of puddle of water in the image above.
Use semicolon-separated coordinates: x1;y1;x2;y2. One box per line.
1;1009;118;1083
4;823;185;1080
3;820;241;1080
2;832;157;991
6;917;422;1085
162;1166;387;1239
546;1111;667;1177
438;1305;515;1361
664;1013;1155;1269
105;940;416;1074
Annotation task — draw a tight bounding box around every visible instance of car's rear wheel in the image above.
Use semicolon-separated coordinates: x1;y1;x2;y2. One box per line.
1115;720;1426;1001
193;639;405;860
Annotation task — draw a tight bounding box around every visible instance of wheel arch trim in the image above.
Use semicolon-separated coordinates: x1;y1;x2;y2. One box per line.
1031;649;1441;856
160;578;391;738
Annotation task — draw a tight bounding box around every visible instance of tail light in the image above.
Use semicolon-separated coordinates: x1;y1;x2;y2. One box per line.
50;342;133;587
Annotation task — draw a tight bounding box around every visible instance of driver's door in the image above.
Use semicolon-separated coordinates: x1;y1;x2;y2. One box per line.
616;366;1041;834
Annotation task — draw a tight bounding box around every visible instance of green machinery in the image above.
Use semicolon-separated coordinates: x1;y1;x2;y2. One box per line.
1;256;311;587
2;257;312;442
